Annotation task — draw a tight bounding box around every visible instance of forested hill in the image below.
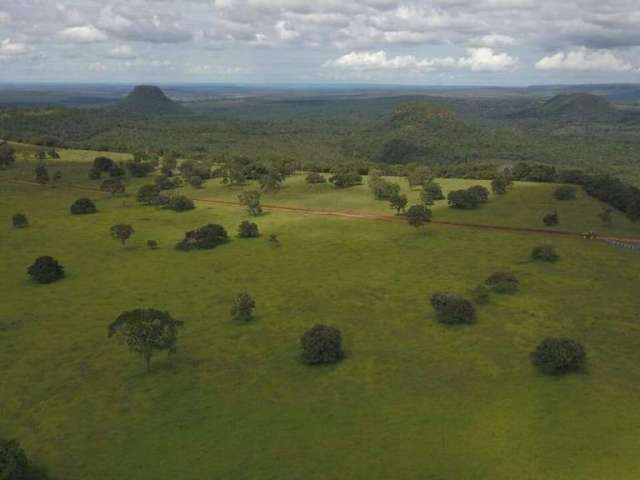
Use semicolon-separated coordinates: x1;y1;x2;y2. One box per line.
113;85;189;116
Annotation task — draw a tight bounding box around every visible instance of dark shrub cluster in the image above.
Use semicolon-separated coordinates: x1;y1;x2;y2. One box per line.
0;438;29;480
485;272;519;294
231;292;255;322
531;337;586;375
136;184;161;205
543;211;559;227
147;240;159;250
554;185;577;201
155;174;182;190
238;220;259;238
176;224;228;250
188;175;204;188
165;195;195;212
369;174;400;200
430;292;476;324
447;185;489;209
329;171;362;189
126;159;155;178
491;176;510;194
531;245;559;262
305;172;327;184
301;324;344;365
70;198;97;215
100;178;125;197
12;213;29;228
420;181;444;205
27;256;64;284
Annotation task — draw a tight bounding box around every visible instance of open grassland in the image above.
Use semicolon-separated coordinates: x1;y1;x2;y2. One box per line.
2;179;640;480
7;141;132;164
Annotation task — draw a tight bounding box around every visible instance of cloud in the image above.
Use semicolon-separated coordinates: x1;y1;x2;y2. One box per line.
0;11;11;24
88;62;109;73
458;47;517;71
535;47;633;72
107;45;136;59
98;6;192;43
476;34;517;48
0;38;34;59
325;48;515;72
60;24;108;43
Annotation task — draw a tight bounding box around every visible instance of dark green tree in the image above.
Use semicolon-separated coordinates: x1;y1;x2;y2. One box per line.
554;186;577;201
406;204;432;229
238;190;263;216
543;210;559;227
531;245;559;262
34;164;49;186
0;438;29;480
70;198;97;215
301;324;344;365
531;337;586;375
238;220;259;238
0;144;16;169
12;213;29;229
136;184;161;205
110;224;135;247
389;192;408;214
491;176;509;194
27;256;64;284
305;172;327;184
100;178;125;197
231;292;256;322
165;195;195;212
108;309;183;371
188;175;204;188
176;224;228;250
430;292;476;324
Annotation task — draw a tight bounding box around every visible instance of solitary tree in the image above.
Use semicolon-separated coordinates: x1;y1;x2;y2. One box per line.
430;292;476;324
231;292;256;322
491;176;509;195
238;220;259;238
406;204;432;230
301;324;344;365
530;337;586;375
70;198;97;215
421;181;444;203
27;256;64;284
100;178;125;197
0;144;16;169
12;213;29;229
531;245;559;262
543;210;559;227
238;190;263;216
389;193;408;215
108;309;183;371
110;224;135;247
176;224;229;250
34;164;49;186
0;438;29;480
136;184;161;205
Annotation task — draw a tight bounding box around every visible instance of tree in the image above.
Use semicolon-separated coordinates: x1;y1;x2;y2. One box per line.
238;190;263;216
543;210;559;227
301;324;344;365
70;198;97;215
389;192;408;215
34;164;49;186
531;245;559;262
491;176;509;194
305;172;327;184
188;175;204;188
176;224;228;250
27;256;64;284
258;170;284;192
447;189;480;209
162;152;178;171
238;220;259;238
467;185;490;204
554;185;577;200
108;309;183;371
421;181;444;203
136;184;161;205
406;167;431;189
0;438;29;480
369;174;400;200
530;337;586;375
110;224;135;247
329;168;362;189
231;292;255;322
430;292;476;324
598;207;614;226
485;272;519;294
0;145;16;169
155;174;182;190
93;156;114;173
12;213;28;229
406;204;432;229
126;159;154;178
100;178;125;197
147;240;159;250
109;164;126;178
165;195;195;212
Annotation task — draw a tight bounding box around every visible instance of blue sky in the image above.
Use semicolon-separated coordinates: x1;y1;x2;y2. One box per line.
1;0;639;85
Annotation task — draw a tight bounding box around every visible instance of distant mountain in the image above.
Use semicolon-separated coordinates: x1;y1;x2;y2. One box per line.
114;85;188;115
515;93;621;122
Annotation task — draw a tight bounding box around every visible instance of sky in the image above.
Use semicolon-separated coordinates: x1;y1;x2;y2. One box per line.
1;0;640;85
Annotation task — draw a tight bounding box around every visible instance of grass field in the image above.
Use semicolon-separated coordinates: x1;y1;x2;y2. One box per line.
2;162;640;479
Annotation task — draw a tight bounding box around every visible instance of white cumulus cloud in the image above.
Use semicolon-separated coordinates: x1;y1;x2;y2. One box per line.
535;47;634;72
60;24;108;43
0;38;34;58
458;47;517;71
107;45;136;59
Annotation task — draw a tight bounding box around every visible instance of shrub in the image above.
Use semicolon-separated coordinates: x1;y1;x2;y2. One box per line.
543;211;559;227
369;175;400;200
147;240;159;250
447;189;480;209
100;178;125;197
70;198;97;215
93;156;114;172
554;185;577;201
0;144;16;169
406;204;432;229
238;190;262;216
469;285;490;305
0;438;29;480
231;292;255;322
329;171;362;189
430;292;476;324
467;185;490;203
421;181;445;203
176;224;228;250
306;172;327;184
530;337;586;375
126;159;154;178
188;175;204;188
136;184;161;205
238;220;259;238
27;256;64;284
34;164;49;185
109;164;126;177
531;245;559;262
12;213;28;228
110;224;135;247
166;195;195;212
88;167;102;180
491;176;509;194
301;324;344;365
485;272;519;294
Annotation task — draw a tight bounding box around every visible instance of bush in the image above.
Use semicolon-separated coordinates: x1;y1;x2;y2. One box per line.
543;211;559;227
155;174;181;190
329;171;362;189
467;185;490;203
530;337;586;375
136;184;161;205
27;256;64;284
406;204;432;229
554;185;577;201
491;176;509;194
109;165;126;177
238;220;259;238
100;178;125;197
166;195;195;212
301;324;344;365
188;175;204;188
305;172;327;184
12;213;29;228
531;245;559;262
231;292;255;322
485;272;519;294
447;189;480;209
0;144;16;169
176;224;228;250
147;240;159;250
126;160;154;178
93;156;114;172
70;198;97;215
0;438;29;480
430;292;476;324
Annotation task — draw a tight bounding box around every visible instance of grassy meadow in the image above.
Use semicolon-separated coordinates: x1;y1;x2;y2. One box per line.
2;150;640;480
